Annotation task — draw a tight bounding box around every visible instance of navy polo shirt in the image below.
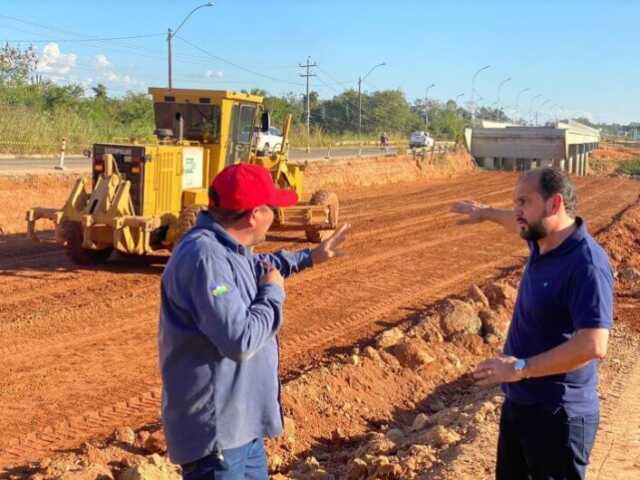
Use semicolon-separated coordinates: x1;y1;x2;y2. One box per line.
503;217;614;416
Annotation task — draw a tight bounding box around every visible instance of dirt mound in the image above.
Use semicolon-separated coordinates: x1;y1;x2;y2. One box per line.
304;151;474;192
590;142;640;175
592;143;640;162
0;174;77;236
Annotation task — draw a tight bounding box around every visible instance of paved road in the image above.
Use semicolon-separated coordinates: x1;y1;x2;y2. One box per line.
0;146;399;173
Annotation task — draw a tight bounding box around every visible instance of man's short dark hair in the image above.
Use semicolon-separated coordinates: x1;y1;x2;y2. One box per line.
532;167;577;217
208;186;248;224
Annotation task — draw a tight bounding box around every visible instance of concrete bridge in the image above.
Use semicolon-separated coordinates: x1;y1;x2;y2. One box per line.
466;120;600;175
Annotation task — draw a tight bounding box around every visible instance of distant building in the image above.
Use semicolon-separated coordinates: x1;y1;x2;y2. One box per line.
625;123;640;140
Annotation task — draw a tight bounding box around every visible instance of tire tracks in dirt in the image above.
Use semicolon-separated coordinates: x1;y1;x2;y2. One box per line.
0;174;638;468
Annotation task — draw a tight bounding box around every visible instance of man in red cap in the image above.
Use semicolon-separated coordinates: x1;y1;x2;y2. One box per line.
159;163;349;479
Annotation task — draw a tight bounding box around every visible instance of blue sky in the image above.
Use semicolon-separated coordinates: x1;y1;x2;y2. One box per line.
1;0;638;124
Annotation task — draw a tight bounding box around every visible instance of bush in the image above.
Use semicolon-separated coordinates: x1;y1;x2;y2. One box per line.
617;159;640;176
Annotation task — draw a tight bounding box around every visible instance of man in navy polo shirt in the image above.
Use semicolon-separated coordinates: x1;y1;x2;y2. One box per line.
159;164;350;479
452;167;613;480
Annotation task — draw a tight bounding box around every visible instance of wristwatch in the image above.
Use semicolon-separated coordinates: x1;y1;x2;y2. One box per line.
513;358;528;379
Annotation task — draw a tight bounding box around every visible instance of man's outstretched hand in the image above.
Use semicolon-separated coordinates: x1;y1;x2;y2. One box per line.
311;224;351;265
451;200;488;224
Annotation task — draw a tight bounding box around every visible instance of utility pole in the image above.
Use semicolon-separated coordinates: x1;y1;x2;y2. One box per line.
299;56;317;151
424;83;435;128
167;2;213;89
357;62;385;152
358;76;362;140
167;28;173;88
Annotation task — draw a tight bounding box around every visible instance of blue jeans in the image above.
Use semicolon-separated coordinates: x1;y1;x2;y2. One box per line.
180;438;268;480
496;400;599;480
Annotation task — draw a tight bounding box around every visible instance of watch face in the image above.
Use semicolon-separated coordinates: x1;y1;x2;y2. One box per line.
514;359;526;371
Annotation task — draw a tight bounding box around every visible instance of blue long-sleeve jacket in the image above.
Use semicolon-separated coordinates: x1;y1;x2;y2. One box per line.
159;212;313;465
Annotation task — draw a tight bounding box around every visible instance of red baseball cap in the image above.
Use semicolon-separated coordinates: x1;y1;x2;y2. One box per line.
210;163;298;210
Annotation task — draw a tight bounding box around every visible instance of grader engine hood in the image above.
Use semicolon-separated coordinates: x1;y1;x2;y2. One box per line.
93;144;146;216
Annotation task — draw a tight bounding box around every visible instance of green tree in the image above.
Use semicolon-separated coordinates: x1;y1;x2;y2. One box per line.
0;43;37;86
92;83;108;99
41;83;84;110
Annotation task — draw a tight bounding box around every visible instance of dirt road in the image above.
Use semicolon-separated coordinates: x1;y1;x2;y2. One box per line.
1;171;639;468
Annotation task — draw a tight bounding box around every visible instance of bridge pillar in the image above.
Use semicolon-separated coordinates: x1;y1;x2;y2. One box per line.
585;151;590;175
503;158;516;171
578;145;585;176
567;146;575;175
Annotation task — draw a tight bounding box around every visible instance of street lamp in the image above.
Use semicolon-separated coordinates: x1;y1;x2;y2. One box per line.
538;99;551;126
528;94;542;125
515;87;530;124
424;83;435;127
358;62;385;141
471;64;491;124
552;103;563;124
448;93;465;112
496;76;511;114
167;2;214;88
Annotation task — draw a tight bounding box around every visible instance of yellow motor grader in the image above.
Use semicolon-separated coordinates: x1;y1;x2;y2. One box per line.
26;87;338;264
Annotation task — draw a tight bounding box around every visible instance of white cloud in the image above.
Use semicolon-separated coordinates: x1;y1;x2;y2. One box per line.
93;53;143;88
95;54;111;70
36;43;77;75
206;69;223;79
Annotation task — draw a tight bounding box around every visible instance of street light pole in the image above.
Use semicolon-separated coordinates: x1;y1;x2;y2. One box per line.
471;64;491;125
424;83;435;127
167;2;214;88
496;76;511;115
515;87;530;124
538;99;551;126
357;62;385;143
528;94;542;125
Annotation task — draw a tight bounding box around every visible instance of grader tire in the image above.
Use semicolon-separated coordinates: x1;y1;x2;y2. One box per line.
62;221;112;265
176;204;206;244
305;190;339;243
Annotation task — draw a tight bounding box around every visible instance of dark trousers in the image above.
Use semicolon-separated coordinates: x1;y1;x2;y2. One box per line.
180;438;268;480
496;400;599;480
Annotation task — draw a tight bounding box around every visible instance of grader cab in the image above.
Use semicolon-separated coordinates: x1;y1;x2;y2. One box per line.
26;88;338;264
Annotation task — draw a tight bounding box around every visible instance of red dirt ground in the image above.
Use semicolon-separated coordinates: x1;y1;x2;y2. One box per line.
1;156;640;478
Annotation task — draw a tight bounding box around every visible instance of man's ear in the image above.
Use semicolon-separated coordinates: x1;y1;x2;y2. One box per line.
550;193;564;215
246;208;260;228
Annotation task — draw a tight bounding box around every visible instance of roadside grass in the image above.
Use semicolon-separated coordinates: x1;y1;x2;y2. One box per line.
0;105;152;155
0;106;409;154
617;158;640;176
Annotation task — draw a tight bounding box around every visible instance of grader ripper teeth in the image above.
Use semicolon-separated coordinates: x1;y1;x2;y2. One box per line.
26;154;160;264
25;87;338;265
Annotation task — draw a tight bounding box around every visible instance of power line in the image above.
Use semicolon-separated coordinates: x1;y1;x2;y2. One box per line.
0;13;84;37
1;33;164;43
316;66;355;87
175;35;303;87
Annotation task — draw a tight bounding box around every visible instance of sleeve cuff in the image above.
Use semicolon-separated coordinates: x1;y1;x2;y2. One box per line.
301;248;314;269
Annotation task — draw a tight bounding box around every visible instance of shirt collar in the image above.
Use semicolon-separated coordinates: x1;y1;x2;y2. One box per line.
531;216;586;259
194;211;252;256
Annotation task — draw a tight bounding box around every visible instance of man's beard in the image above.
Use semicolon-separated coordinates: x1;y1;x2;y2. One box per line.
519;218;548;241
